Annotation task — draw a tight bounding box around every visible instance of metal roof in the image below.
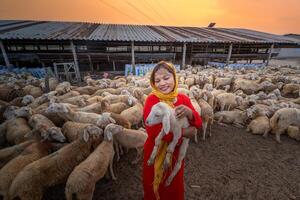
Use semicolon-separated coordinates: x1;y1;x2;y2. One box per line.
0;20;299;44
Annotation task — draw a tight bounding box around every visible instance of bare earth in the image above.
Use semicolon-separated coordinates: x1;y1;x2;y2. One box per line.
43;124;300;200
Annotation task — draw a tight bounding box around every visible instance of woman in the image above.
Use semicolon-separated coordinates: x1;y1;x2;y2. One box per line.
143;61;202;200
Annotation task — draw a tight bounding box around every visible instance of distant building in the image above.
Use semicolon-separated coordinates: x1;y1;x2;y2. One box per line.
0;20;299;72
274;34;300;59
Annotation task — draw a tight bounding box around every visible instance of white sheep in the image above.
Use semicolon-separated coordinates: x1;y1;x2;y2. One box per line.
287;126;300;141
9;125;102;200
120;102;143;127
145;102;190;186
269;108;300;143
65;126;115;200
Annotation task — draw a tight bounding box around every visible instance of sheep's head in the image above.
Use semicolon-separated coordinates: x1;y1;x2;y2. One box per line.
22;95;34;105
103;123;123;141
96;112;116;128
3;106;19;119
82;125;103;145
120;89;131;96
43;127;66;143
46;103;69;114
16;106;33;118
145;102;171;134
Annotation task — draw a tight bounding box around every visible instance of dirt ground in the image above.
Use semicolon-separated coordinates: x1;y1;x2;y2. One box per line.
43;124;300;200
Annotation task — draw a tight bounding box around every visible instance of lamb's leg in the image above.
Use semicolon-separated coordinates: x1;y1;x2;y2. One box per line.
194;129;198;144
119;143;124;155
209;118;213;137
164;129;181;170
165;138;189;186
202;121;208;141
147;130;165;166
263;129;269;138
275;127;285;143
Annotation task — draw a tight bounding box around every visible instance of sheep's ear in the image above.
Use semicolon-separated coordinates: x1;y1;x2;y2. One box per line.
83;130;90;142
106;131;113;141
162;113;170;134
109;117;116;124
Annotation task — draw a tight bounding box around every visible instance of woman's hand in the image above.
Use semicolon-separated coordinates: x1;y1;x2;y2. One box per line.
175;105;193;120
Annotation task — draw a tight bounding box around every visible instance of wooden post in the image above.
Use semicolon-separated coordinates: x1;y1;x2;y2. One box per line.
266;44;274;66
226;44;233;65
0;40;10;67
42;62;50;93
70;41;81;83
131;41;135;73
182;43;186;70
87;54;93;72
112;60;116;71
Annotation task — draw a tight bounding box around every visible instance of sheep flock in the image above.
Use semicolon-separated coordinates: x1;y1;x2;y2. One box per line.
0;63;299;200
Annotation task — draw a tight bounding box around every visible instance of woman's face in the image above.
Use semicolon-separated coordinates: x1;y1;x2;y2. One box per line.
154;68;175;94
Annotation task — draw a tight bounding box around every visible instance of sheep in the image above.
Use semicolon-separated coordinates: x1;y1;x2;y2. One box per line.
76;102;102;114
21;85;43;98
8;124;102;200
269;108;300;143
287;126;300;141
145;102;191;186
9;95;34;107
65;127;115;200
73;86;98;95
0;140;35;169
103;112;131;129
246;107;271;136
120;102;143;127
103;123;147;164
282;83;300;97
85;96;103;105
55;81;71;95
46;103;116;128
214;77;233;89
40;77;58;92
233;78;262;95
3;106;32;120
0;127;65;200
197;98;214;141
102;94;136;106
1;117;32;145
101;99;129;114
62;122;99;142
214;93;243;111
61;95;90;107
187;92;202;143
214;110;249;128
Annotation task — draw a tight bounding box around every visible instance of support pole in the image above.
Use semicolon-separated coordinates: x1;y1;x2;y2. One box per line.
112;60;116;71
87;54;93;72
0;40;10;67
131;41;135;72
182;43;186;70
70;41;81;83
226;44;233;66
266;44;274;66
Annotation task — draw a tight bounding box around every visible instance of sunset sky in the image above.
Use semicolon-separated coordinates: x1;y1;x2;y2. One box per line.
0;0;299;35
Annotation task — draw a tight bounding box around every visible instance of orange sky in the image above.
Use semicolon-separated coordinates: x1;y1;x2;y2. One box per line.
0;0;299;35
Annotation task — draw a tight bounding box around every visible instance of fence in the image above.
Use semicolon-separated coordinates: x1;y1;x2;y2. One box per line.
208;62;266;69
0;65;54;78
125;63;181;76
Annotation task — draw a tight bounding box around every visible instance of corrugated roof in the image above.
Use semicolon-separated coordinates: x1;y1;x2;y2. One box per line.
0;20;298;44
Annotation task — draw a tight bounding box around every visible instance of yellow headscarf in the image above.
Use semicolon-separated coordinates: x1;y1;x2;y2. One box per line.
149;61;179;200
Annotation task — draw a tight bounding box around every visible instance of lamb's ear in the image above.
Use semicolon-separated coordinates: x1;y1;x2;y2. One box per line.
83;129;90;142
162;112;171;134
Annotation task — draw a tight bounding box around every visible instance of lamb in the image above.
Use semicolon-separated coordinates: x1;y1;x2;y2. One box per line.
3;106;32;120
282;83;300;97
9;125;102;200
103;123;147;164
76;102;102;114
214;77;233;89
103;112;131;129
0;127;65;200
21;85;43;98
46;103;115;128
145;102;191;186
102;94;136;106
269;108;300;143
233;78;262;95
73;86;98;95
65;127;115;200
9;95;34;107
40;77;58;92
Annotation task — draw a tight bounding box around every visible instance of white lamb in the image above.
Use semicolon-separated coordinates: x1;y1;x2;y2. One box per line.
145;102;190;186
